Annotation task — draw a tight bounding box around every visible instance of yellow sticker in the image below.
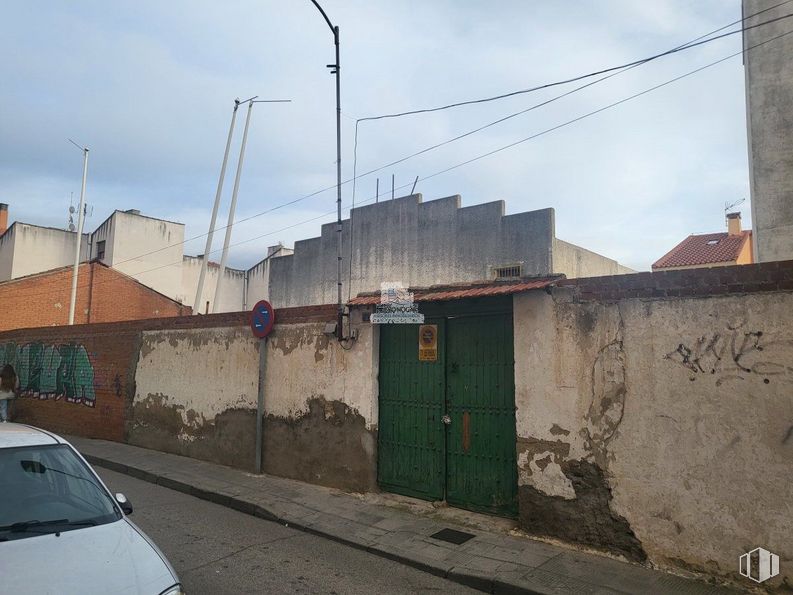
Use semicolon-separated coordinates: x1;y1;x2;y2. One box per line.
418;324;438;362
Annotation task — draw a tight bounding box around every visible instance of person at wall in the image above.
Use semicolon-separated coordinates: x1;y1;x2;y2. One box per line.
0;365;17;422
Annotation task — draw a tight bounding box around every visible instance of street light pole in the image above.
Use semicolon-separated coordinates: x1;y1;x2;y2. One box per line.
308;0;344;340
67;140;89;326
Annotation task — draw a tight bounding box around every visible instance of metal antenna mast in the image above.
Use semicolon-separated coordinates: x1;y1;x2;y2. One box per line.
67;139;89;325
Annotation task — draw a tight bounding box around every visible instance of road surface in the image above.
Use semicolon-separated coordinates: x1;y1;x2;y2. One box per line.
96;468;478;594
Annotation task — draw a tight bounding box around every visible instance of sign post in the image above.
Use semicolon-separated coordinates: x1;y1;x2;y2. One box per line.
250;300;275;473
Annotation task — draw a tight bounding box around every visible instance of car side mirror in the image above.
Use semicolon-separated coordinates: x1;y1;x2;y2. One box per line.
115;492;133;515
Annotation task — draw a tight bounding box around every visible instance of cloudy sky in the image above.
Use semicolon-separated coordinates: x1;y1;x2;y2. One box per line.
0;1;757;271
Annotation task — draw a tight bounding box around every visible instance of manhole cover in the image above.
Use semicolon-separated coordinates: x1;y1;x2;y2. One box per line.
429;528;475;545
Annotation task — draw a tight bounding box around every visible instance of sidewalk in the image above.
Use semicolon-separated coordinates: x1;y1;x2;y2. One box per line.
68;436;739;595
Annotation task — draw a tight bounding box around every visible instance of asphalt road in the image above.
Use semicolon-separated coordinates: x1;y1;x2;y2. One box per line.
96;468;478;595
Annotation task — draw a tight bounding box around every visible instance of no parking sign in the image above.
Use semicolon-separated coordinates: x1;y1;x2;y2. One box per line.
250;300;275;339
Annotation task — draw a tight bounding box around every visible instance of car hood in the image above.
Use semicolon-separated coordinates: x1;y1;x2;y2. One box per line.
2;518;177;595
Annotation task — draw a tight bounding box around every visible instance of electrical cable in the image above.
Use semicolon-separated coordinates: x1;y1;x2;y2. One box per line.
354;2;793;122
53;4;792;279
349;9;793;204
7;24;792;303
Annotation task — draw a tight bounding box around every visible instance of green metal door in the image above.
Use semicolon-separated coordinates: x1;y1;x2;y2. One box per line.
378;302;517;517
377;320;445;500
445;314;517;516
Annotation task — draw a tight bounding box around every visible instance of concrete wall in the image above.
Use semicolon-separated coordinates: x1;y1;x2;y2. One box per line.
744;0;793;262
553;239;634;278
4;305;377;491
123;305;378;487
261;308;378;491
244;244;293;309
178;256;245;314
102;211;185;301
513;283;793;587
269;194;558;307
129;327;260;469
0;223;89;281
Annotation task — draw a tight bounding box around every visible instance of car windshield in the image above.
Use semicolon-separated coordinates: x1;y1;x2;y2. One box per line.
0;444;121;541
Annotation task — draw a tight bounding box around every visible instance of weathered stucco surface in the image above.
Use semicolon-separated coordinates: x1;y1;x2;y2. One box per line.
262;313;379;492
128;316;379;490
514;290;793;586
130;327;259;469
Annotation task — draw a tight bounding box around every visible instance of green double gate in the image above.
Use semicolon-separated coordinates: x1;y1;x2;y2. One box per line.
377;300;517;517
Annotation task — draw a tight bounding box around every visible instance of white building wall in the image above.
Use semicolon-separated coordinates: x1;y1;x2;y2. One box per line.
101;211;185;301
1;224;89;281
178;256;245;314
244;245;293;309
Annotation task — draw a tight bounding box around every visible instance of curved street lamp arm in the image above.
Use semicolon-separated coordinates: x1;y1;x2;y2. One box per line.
309;0;337;40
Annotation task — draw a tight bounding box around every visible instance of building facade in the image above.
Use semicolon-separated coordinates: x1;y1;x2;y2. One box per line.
270;193;633;308
744;0;793;262
0;194;630;313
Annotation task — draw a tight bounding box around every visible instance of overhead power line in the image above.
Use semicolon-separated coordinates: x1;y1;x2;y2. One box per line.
10;24;793;303
349;9;793;205
58;4;792;280
355;1;793;122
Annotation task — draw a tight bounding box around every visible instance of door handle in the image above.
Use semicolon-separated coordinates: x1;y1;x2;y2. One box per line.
441;415;451;425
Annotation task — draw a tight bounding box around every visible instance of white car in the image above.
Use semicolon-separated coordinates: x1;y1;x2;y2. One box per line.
0;423;183;595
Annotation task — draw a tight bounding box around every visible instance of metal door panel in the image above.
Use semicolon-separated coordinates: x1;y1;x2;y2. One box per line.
445;314;517;516
377;321;445;500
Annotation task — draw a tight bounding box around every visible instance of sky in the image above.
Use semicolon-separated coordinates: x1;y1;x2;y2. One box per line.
0;1;757;271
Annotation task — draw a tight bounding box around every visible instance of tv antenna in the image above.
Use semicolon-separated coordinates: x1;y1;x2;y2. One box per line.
725;198;745;214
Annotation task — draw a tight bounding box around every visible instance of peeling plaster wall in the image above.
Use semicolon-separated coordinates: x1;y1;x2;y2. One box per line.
514;289;793;587
262;312;379;492
127;313;380;491
130;327;259;469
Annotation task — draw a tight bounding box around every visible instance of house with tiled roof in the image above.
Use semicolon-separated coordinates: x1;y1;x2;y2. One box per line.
652;212;753;271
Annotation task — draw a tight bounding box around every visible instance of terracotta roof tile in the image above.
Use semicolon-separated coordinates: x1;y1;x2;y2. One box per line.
652;231;751;269
348;276;561;305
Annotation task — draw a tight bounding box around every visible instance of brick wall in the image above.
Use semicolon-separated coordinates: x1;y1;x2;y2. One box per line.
0;304;337;441
1;326;141;441
558;259;793;301
0;261;191;332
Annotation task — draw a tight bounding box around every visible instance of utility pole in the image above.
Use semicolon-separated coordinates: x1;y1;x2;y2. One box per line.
212;98;290;313
67;140;89;325
194;99;241;314
308;0;344;340
214;99;255;312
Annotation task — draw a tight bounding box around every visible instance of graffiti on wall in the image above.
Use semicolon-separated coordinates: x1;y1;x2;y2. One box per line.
0;342;96;407
664;321;793;386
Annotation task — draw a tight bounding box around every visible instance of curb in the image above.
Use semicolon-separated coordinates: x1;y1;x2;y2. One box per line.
85;454;541;595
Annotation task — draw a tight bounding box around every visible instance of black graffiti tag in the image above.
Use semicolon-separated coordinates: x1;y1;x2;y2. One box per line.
664;326;791;385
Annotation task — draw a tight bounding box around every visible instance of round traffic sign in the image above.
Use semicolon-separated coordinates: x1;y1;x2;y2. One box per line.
250;300;275;339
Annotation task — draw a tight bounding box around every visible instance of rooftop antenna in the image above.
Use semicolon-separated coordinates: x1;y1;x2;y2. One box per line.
725;198;745;214
375;178;379;203
410;175;419;195
67;192;75;231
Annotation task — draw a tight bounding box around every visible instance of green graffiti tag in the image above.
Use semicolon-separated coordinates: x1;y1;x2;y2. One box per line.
0;342;96;407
